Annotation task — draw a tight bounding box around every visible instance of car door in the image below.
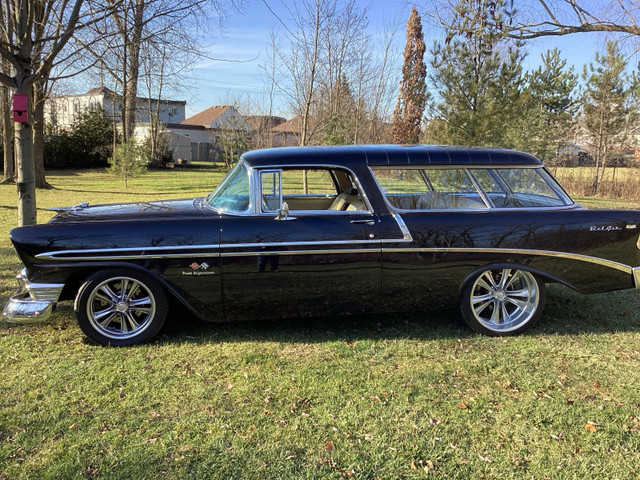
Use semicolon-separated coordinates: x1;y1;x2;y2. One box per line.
219;168;382;322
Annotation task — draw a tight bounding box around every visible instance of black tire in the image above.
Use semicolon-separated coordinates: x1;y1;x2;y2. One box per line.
74;269;168;346
460;268;545;336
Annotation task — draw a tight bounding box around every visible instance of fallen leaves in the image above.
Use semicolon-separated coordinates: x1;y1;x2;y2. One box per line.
623;416;640;432
584;422;598;433
410;459;435;474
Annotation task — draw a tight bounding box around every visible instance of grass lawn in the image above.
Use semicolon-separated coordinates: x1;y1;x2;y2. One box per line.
1;167;639;479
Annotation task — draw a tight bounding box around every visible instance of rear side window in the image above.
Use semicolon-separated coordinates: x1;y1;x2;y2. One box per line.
373;168;486;210
372;167;572;210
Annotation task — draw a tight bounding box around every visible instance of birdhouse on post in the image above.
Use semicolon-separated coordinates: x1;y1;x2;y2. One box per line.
13;93;28;123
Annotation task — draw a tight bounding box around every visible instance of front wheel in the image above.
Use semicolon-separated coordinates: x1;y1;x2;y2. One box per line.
74;269;168;346
460;268;545;336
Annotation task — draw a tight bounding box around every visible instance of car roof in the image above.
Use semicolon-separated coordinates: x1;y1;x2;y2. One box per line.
241;145;543;168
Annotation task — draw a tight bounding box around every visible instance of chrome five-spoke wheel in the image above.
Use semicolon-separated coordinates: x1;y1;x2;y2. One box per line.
75;270;168;346
460;268;545;336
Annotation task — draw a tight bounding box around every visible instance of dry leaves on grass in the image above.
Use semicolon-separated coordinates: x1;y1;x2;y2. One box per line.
584;422;598;433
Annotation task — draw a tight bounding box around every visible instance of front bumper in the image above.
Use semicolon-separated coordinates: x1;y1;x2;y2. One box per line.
3;269;64;324
634;267;640;289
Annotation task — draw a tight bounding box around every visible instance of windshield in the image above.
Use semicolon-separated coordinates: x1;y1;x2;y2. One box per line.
208;161;251;213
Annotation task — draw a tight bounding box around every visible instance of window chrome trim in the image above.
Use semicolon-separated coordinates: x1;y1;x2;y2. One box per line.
465;169;493;208
250;163;375;215
383;203;582;215
392;213;413;241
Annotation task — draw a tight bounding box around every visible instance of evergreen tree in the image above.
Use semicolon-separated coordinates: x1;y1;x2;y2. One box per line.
392;7;426;144
582;41;637;193
518;49;578;162
108;141;149;187
426;0;524;147
321;74;359;145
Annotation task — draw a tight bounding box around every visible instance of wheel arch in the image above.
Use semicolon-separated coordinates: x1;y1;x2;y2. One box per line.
459;262;574;295
59;261;204;321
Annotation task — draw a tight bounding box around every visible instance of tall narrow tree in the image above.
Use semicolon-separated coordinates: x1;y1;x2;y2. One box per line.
392;7;426;144
582;41;637;194
522;48;578;162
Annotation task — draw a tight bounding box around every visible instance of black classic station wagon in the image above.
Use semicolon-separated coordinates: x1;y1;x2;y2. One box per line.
4;145;640;345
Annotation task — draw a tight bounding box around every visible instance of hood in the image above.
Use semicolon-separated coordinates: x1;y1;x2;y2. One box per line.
48;198;208;223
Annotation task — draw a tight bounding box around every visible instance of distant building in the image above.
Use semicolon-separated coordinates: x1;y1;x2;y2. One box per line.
45;87;186;128
46;91;298;164
271;116;302;146
180;105;252;132
244;115;287;148
165;106;254;163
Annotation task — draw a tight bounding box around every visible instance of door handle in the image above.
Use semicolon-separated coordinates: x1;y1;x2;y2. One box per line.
350;219;375;225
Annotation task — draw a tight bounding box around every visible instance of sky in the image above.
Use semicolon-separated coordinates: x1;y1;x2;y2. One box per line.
182;0;640;119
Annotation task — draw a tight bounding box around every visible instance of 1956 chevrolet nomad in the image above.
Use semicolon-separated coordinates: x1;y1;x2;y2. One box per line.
4;145;640;345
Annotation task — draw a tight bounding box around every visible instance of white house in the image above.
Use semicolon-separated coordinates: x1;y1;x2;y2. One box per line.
45;87;186;128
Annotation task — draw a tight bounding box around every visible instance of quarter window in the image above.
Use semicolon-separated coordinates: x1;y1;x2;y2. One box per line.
373;167;572;210
374;168;487;210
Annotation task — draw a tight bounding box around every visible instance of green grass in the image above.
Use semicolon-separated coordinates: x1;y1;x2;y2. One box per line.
1;167;639;479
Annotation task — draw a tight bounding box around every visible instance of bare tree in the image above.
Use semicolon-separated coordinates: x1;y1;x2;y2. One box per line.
363;18;401;144
79;0;237;143
1;59;14;183
0;0;96;225
287;0;323;146
427;0;640;39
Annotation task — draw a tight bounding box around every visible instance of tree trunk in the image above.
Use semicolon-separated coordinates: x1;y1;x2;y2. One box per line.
15;90;37;226
14;13;37;226
122;0;145;142
1;81;15;183
32;79;53;189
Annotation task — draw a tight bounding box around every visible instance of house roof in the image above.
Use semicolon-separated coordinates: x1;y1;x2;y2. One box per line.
271;116;302;134
244;115;287;131
166;123;206;131
86;87;115;96
181;105;234;126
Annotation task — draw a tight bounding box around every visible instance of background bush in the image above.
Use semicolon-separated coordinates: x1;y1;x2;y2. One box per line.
44;108;117;169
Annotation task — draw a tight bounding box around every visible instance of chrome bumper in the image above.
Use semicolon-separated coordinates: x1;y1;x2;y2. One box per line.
3;269;64;324
634;267;640;289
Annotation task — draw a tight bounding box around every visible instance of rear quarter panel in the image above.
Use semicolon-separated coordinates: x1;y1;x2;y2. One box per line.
380;208;640;312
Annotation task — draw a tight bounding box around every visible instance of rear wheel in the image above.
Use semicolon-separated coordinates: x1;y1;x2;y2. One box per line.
74;269;168;346
460;268;545;336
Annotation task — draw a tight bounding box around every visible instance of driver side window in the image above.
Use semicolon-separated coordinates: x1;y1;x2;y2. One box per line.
260;170;282;212
259;167;367;213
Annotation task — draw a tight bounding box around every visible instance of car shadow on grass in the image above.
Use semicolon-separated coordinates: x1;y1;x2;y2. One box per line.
152;284;639;346
9;284;635;346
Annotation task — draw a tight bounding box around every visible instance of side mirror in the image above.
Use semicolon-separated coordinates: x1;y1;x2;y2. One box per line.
275;202;296;221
